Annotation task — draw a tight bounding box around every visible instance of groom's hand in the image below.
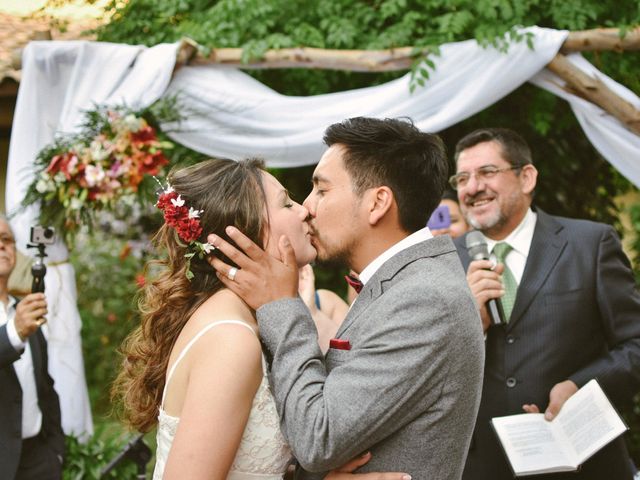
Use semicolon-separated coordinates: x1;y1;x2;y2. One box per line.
207;226;299;310
325;452;411;480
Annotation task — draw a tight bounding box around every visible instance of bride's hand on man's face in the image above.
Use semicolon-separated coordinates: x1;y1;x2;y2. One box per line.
325;452;411;480
207;227;299;310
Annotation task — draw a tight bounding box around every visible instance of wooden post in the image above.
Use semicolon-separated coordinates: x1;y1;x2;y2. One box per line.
546;53;640;136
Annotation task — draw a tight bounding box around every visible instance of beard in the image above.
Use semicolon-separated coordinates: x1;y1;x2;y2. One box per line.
463;190;521;235
310;231;355;271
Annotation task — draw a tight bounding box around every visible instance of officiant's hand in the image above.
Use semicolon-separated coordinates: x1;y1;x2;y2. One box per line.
207;227;299;310
522;380;578;420
466;259;505;332
325;452;411;480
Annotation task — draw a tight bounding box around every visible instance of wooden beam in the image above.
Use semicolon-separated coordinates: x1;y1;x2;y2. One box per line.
546;53;640;135
561;27;640;53
181;28;640;72
188;46;417;72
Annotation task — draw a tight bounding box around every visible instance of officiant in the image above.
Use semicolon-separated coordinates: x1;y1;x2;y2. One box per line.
452;127;640;480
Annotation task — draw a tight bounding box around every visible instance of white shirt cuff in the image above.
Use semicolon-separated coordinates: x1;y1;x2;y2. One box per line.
7;317;26;351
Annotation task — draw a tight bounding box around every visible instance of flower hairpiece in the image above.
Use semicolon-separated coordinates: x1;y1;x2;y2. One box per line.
155;181;215;280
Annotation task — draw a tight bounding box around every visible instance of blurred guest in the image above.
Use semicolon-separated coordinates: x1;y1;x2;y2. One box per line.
0;217;64;480
429;189;469;238
298;265;348;352
452;127;640;480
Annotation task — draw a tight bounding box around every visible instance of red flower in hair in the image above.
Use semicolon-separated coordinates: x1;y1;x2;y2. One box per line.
154;182;214;280
176;217;203;243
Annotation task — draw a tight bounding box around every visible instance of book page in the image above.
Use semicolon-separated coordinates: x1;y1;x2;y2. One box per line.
554;379;627;464
491;414;574;474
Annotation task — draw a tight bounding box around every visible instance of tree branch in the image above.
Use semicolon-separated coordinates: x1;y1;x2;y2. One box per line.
179;28;640;72
546;53;640;135
561;27;640;53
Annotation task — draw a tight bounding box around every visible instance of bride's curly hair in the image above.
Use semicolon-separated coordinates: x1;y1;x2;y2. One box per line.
112;158;268;432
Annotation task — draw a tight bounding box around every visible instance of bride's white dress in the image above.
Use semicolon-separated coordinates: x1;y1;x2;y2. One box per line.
152;320;292;479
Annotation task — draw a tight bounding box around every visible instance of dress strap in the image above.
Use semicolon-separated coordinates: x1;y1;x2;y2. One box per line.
161;320;257;408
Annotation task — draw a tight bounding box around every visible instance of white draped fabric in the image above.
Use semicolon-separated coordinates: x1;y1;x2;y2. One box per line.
6;27;640;437
6;41;180;437
166;27;569;167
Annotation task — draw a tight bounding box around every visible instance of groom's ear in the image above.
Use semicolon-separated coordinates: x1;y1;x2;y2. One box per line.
367;186;394;226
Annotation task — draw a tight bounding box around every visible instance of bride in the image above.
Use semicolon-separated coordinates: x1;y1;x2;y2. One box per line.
113;158;408;480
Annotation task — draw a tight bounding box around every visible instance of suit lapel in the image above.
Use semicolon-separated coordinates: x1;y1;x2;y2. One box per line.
336;235;455;338
507;210;567;330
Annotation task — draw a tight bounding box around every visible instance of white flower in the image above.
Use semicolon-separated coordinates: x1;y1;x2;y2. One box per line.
89;141;109;162
164;185;175;194
200;242;215;254
120;193;136;207
35;178;54;193
69;197;83;211
85;164;106;187
54;172;66;184
188;207;203;219
123;114;143;132
171;195;185;207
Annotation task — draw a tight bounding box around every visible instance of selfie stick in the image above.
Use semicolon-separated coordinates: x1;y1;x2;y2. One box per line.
27;243;47;294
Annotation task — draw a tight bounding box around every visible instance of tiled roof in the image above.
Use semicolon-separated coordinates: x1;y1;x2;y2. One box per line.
0;12;100;84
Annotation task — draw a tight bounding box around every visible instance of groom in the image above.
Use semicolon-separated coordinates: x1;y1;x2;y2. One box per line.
208;117;484;479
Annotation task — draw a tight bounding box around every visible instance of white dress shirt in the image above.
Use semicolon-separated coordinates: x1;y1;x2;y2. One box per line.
483;208;538;286
358;227;434;286
0;297;43;439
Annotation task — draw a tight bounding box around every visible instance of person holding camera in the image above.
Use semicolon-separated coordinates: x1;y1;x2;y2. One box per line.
0;217;64;480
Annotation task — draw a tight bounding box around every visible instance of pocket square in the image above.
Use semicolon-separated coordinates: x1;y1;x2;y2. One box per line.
329;338;351;350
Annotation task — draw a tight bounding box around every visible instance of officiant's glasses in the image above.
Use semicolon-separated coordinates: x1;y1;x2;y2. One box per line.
449;165;522;190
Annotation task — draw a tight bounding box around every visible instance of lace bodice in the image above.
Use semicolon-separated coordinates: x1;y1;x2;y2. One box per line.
152;320;292;479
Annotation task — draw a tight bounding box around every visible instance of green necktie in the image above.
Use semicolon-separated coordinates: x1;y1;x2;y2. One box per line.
493;242;517;322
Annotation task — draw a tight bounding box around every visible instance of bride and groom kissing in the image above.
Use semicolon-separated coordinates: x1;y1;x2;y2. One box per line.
114;117;485;479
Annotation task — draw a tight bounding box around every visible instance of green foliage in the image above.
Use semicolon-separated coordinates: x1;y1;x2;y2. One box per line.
71;230;152;413
63;423;147;479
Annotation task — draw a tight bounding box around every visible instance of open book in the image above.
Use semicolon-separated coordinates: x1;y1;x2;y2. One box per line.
491;379;628;477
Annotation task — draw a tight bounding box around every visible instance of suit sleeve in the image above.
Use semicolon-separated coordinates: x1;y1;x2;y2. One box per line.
0;324;22;368
257;286;478;472
568;226;640;406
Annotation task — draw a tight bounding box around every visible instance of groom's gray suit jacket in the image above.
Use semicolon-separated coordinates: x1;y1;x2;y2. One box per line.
258;235;485;480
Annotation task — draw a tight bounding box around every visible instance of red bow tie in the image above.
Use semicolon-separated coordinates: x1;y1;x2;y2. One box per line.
345;274;364;294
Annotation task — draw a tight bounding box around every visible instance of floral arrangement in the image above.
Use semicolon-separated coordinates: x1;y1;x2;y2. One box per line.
22;101;179;245
156;182;214;280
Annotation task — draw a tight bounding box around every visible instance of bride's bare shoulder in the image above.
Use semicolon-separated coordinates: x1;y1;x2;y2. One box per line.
187;288;256;331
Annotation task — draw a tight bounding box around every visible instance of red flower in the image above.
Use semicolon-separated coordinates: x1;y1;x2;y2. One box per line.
157;189;203;243
156;191;178;211
163;204;187;228
135;274;146;288
46;152;75;175
176;217;203;243
140;151;169;176
131;126;156;144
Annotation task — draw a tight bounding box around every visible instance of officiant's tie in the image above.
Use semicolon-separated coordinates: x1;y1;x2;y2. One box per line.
493;242;517;322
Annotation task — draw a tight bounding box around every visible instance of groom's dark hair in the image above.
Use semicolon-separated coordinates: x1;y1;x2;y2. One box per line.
323;116;447;233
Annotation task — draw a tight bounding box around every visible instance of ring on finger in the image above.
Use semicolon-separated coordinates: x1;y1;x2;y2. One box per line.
227;267;238;281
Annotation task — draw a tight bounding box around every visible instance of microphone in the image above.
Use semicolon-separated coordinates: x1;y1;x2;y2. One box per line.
465;231;505;326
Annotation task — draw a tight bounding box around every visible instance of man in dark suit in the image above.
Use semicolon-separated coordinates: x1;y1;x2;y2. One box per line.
0;217;64;479
451;127;640;480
